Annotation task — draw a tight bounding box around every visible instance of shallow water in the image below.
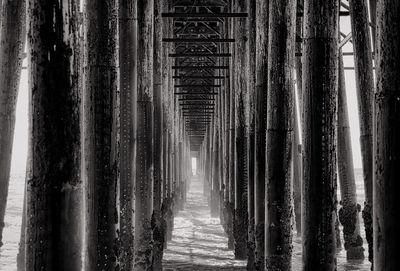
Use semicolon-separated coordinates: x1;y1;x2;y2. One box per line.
0;171;370;270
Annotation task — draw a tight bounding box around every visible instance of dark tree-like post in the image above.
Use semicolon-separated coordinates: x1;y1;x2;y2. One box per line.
265;0;296;269
337;53;364;260
161;0;170;245
292;94;302;237
349;0;375;261
293;7;303;236
83;0;119;270
26;0;83;269
211;112;220;217
0;0;26;247
302;0;339;270
119;0;137;269
233;0;249;260
374;1;400;270
348;0;375;262
247;0;256;268
254;1;268;269
152;0;164;268
227;3;236;249
134;0;154;269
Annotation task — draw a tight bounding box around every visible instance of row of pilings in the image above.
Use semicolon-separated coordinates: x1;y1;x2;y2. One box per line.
195;0;400;271
0;0;192;270
0;0;400;271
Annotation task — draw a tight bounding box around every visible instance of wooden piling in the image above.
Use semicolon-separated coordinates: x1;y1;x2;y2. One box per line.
337;53;364;260
247;0;256;268
293;6;303;237
211;112;220;217
84;0;119;269
26;0;83;269
161;0;170;254
134;0;154;269
119;0;137;269
0;0;26;247
226;3;236;250
374;1;400;269
254;1;269;269
348;0;375;262
265;0;297;269
302;0;339;269
233;0;249;260
152;0;164;268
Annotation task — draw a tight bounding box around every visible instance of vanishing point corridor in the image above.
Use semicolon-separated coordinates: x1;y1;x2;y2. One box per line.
1;0;400;270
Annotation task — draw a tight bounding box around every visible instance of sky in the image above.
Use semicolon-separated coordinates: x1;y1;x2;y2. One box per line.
10;17;364;174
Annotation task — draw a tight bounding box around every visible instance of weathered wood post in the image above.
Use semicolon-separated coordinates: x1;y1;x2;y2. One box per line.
119;0;137;269
223;31;235;247
247;0;256;268
26;0;83;269
233;0;250;260
337;53;364;260
134;0;154;269
211;110;220;217
264;0;296;269
166;21;175;241
226;5;236;250
254;0;269;269
160;0;170;253
83;0;119;269
152;0;164;268
293;4;303;236
302;0;339;269
374;1;400;270
348;0;375;262
292;91;302;237
0;0;26;247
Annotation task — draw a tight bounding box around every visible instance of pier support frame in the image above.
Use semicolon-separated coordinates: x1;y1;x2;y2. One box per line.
233;0;250;260
0;0;26;247
264;0;296;269
26;0;83;269
373;1;400;270
302;0;339;270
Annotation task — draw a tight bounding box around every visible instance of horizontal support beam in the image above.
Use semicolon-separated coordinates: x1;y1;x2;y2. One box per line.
182;111;215;113
174;84;221;88
163;38;235;43
174;92;219;95
172;66;229;70
169;53;231;57
183;114;214;116
173;75;226;79
162;12;248;18
186;123;211;125
181;106;215;109
182;109;215;112
179;102;215;106
173;18;223;22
